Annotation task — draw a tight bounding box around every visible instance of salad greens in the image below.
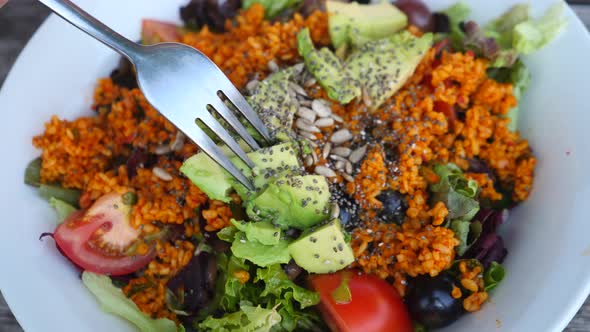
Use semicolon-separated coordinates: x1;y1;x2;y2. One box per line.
38;184;81;206
219;220;291;267
243;0;302;19
512;2;567;54
48;197;77;224
440;1;566;130
430;163;479;222
430;163;482;255
199;304;282;332
82;272;183;332
484;261;506;291
24;157;42;187
205;253;322;332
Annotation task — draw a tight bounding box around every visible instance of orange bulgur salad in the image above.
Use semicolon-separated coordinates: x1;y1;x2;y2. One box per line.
26;0;567;331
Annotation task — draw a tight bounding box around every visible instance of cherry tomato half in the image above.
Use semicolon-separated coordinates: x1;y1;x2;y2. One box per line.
53;193;155;275
310;271;413;332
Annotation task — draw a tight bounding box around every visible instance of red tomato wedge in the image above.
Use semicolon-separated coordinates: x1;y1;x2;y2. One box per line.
310;271;413;332
141;19;181;45
53;193;155;275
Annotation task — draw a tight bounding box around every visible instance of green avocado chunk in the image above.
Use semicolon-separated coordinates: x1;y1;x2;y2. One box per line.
231;142;302;199
346;31;433;109
288;219;354;274
327;0;408;49
180;152;234;203
248;66;301;142
246;175;330;230
297;28;361;104
180;142;301;202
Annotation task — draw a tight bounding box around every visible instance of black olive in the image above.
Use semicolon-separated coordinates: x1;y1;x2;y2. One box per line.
405;273;465;329
376;190;407;225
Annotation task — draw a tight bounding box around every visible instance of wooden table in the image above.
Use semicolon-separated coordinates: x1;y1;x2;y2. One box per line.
1;1;590;331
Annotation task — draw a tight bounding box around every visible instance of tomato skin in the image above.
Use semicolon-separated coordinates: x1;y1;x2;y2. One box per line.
53;195;155;276
310;271;413;332
141;19;181;44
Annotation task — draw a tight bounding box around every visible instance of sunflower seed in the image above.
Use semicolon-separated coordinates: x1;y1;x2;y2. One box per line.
362;86;372;107
306;139;318;147
297;107;316;122
153;167;173;181
314;165;337;177
293;62;305;74
342;173;355;182
299;99;312;107
322;143;332;159
345;161;353;174
330;203;340;219
311;99;332;117
268;60;279;72
329;154;347;162
330;113;344;123
296;118;320;133
305;155;314;167
311;148;319;164
349;145;368;163
171;132;185;151
289;82;308;97
299;131;317;140
330;129;353;144
315;117;335;127
154;145;172;155
331;147;351;157
245;79;259;93
304;77;317;87
335;160;345;170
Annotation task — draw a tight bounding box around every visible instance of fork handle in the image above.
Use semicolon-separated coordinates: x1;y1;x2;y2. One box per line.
38;0;141;62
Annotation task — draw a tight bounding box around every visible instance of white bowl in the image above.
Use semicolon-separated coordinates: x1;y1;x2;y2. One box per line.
1;0;589;331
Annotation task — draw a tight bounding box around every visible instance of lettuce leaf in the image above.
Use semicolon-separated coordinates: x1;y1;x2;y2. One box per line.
484;4;530;49
487;59;531;131
49;197;77;224
231;233;292;267
430;163;479;222
442;2;471;50
199;304;281;332
512;2;567;54
243;0;302;19
81;272;183;332
484;261;506;291
450;219;482;256
255;265;320;309
202;253;323;331
231;220;282;246
218;224;292;267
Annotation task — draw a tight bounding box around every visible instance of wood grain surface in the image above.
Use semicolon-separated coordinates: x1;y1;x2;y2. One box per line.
0;1;589;331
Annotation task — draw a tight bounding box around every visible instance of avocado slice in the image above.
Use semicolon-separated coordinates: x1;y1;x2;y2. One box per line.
180;152;234;203
181;142;301;202
288;219;354;274
346;31;433;109
327;1;408;49
246;175;330;230
248;65;301;142
297;28;361;104
231;142;302;199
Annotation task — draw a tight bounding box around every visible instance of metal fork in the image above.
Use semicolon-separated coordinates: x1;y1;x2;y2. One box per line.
38;0;271;191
